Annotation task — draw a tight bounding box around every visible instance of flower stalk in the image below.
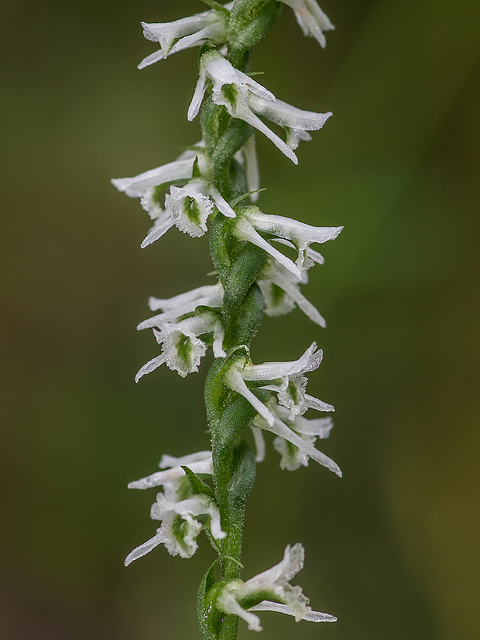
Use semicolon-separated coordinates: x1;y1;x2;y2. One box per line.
113;2;342;639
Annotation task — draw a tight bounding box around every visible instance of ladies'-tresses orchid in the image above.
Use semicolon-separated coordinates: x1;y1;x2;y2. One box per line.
112;148;235;246
124;490;225;563
224;343;341;476
135;310;226;381
142;178;236;247
216;543;336;631
234;205;343;279
138;3;232;69
115;2;344;636
134;283;224;380
187;50;332;164
279;0;335;48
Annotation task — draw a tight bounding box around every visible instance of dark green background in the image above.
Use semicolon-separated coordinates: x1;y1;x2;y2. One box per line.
2;1;479;638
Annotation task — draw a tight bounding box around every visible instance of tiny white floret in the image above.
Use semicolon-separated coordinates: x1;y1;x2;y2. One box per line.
216;543;336;630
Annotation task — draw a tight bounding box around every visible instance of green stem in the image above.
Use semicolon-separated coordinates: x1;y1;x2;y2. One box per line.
197;5;284;639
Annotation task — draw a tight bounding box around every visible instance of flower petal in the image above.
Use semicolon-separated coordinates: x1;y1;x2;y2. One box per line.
241;343;321;382
135;353;167;382
248;600;337;623
124;532;164;566
225;366;276;426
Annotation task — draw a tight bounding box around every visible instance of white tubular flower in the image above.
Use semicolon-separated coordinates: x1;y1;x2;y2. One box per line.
128;450;213;494
124;492;225;564
141;178;235;248
112;146;235;247
188;51;331;164
138;282;224;330
188;50;274;122
280;0;335;48
135;311;225;381
216;543;336;631
138;4;232;69
225;344;341;476
226;342;326;424
234;206;343;279
257;260;326;326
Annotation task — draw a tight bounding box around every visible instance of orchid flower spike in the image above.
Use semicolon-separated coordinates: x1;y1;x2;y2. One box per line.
257;259;326;326
225;343;341;476
135;310;225;381
138;3;232;69
216;543;336;631
279;0;335;48
128;450;213;494
124;491;225;564
235;205;343;279
188;50;332;164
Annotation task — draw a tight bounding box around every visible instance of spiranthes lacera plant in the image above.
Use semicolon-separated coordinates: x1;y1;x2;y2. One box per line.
113;1;342;638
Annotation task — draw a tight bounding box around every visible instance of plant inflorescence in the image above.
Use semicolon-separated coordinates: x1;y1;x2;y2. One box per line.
113;2;342;638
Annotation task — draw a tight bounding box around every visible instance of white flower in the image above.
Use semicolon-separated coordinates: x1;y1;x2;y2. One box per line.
135;310;225;381
225;343;341;476
188;51;332;164
216;543;336;631
141;178;235;248
112;146;236;247
234;205;343;279
138;5;232;69
138;282;224;330
124;491;225;564
279;0;334;48
257;260;325;326
128;450;213;495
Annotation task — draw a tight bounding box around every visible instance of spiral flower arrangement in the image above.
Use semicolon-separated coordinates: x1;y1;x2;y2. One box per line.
113;2;343;638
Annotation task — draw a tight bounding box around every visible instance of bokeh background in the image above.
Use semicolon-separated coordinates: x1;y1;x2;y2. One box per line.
2;0;480;638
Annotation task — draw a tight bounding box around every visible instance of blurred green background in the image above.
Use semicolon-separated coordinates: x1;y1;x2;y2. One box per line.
2;0;479;638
